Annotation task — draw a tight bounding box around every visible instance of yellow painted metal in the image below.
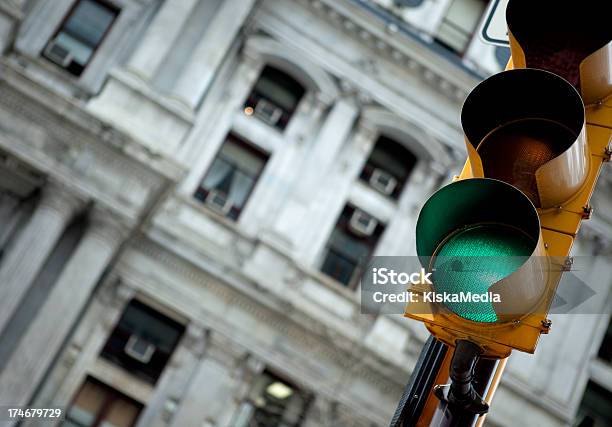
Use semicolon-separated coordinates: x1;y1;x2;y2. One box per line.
460;69;589;210
537;124;612;236
405;229;571;358
406;5;610;425
431;103;611;358
458;124;611;236
475;358;508;427
581;43;612;108
405;14;612;357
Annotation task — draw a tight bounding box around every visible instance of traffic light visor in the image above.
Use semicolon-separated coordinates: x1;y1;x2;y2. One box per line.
416;179;548;323
506;0;612;90
461;69;588;208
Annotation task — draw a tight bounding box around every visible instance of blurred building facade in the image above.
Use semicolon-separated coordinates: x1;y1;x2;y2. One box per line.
0;0;610;426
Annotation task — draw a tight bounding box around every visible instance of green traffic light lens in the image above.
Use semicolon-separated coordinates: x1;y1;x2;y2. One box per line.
432;224;534;323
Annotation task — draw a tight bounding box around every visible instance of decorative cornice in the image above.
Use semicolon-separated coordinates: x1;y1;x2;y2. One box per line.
0;69;168;225
300;0;477;103
0;1;24;20
0;60;183;181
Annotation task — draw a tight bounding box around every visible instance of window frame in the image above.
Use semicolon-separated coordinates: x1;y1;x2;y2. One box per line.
320;205;385;289
194;133;270;221
574;380;612;427
99;299;185;385
42;0;120;77
242;370;313;427
244;65;307;132
63;376;143;427
14;0;148;95
359;135;418;200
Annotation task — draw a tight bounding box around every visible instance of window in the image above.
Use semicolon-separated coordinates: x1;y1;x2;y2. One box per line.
359;136;417;200
62;377;142;427
574;381;612;427
436;0;487;55
100;300;185;384
43;0;119;76
598;319;612;363
393;0;425;7
194;134;269;221
235;371;311;427
244;66;306;130
321;205;385;287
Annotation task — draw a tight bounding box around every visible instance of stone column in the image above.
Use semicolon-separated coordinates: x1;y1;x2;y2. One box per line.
169;333;261;427
126;0;200;81
135;323;207;427
177;51;264;185
243;93;330;237
298;122;378;265
0;192;22;248
22;278;135;427
380;160;442;256
0;209;126;411
270;96;358;245
293;96;358;199
0;183;82;336
50;279;134;405
171;0;257;108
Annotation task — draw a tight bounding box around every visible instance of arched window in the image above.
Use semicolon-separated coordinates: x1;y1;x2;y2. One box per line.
321;205;385;287
194;133;269;221
359;136;418;200
244;66;306;131
42;0;119;76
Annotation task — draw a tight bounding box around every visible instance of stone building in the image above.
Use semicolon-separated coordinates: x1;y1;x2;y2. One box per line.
0;0;610;426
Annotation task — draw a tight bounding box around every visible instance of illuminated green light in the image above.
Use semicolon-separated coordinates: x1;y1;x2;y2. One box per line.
432;224;534;323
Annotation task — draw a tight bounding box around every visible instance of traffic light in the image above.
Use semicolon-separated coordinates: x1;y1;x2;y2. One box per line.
404;1;612;359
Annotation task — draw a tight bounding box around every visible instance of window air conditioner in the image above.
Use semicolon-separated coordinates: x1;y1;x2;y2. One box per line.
254;99;283;127
204;189;233;215
369;168;398;195
43;39;73;68
124;334;155;363
349;209;378;236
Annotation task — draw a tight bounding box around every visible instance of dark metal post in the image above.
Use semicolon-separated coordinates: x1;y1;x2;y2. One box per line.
389;338;505;427
389;336;448;427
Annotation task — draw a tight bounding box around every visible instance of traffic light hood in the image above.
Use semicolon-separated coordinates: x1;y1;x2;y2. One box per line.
416;178;540;261
415;178;550;324
506;0;612;100
461;69;588;209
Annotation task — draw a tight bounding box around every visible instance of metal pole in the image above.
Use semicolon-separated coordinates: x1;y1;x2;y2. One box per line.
390;337;508;427
389;336;448;427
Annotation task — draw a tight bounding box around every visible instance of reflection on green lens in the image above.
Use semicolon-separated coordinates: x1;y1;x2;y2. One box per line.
433;224;533;323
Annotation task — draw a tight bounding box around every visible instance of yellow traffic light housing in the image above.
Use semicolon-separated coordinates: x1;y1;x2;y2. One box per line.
404;1;612;358
406;178;559;358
